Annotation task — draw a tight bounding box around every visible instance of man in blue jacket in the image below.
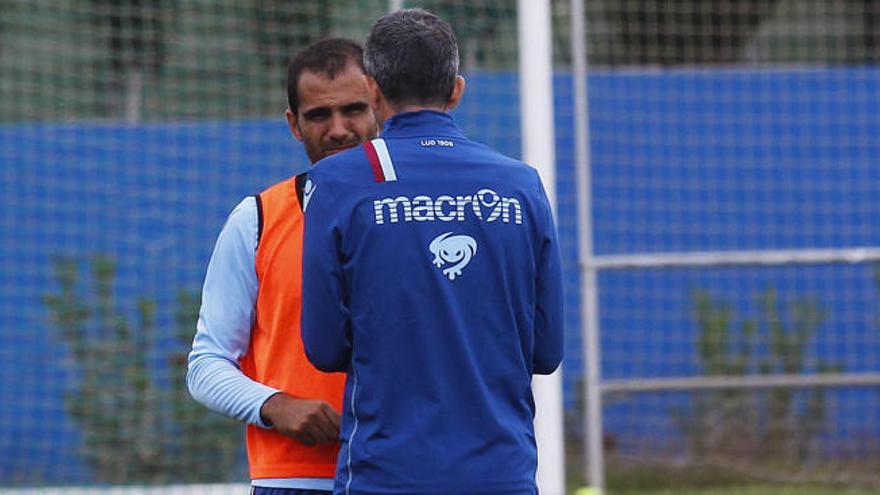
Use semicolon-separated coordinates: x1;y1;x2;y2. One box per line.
301;8;564;495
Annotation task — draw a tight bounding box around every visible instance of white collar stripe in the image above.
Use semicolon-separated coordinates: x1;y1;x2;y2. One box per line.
371;138;397;182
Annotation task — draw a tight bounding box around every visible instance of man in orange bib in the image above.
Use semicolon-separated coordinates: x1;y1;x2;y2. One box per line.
187;39;378;494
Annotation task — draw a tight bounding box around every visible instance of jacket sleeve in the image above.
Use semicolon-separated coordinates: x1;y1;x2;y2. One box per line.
533;176;565;375
301;170;352;372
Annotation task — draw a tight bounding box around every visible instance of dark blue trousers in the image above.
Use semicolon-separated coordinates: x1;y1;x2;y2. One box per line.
251;488;331;495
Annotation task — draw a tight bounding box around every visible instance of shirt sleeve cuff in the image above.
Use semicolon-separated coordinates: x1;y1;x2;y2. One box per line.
250;385;282;429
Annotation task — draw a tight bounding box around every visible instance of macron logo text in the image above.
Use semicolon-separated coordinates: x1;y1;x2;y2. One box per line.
373;188;522;225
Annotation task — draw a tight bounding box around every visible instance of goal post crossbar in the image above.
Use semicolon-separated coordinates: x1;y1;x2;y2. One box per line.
602;372;880;394
584;247;880;271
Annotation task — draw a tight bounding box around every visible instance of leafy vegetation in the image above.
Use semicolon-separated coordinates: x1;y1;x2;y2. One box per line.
683;288;839;466
43;254;242;483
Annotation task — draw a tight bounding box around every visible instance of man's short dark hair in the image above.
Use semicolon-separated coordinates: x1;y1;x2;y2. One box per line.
287;38;365;115
364;9;459;107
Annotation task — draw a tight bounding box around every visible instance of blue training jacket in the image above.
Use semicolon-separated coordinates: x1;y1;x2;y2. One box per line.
301;110;564;495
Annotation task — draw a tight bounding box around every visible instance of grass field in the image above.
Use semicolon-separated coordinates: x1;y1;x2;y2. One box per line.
586;465;880;495
610;486;880;495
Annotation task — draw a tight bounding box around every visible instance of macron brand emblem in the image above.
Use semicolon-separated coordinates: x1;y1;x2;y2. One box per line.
429;232;477;280
373;188;523;225
302;179;315;212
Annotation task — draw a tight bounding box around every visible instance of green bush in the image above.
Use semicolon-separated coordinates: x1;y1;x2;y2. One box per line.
683;288;839;465
43;254;243;483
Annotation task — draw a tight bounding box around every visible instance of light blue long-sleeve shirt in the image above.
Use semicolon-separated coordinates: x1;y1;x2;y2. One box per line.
186;196;331;491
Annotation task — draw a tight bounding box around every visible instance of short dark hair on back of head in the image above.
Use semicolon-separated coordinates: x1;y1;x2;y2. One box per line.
364;8;459;107
287;38;365;115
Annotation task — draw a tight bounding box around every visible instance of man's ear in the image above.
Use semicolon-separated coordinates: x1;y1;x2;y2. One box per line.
446;75;466;111
366;76;388;126
285;108;303;141
366;76;381;108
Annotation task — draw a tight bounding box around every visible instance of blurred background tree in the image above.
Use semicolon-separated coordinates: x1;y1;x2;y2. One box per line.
683;288;840;469
4;0;880;122
252;0;332;70
87;0;177;121
43;255;243;483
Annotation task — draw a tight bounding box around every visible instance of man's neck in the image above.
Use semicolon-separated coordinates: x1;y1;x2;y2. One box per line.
392;104;447;114
379;103;447;126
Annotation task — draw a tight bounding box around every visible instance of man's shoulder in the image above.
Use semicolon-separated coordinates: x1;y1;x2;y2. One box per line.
227;195;258;221
427;135;531;170
313;145;368;172
215;196;258;250
309;144;373;186
455;139;542;185
258;174;300;197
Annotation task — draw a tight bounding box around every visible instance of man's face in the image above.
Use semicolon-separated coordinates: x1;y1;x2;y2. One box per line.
287;63;378;164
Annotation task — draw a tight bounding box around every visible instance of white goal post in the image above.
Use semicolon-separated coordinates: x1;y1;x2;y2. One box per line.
517;1;567;495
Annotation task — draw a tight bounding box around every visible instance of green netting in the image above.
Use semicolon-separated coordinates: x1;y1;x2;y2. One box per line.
2;1;879;493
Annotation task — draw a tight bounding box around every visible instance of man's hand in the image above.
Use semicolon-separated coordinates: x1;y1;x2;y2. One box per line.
259;393;341;446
